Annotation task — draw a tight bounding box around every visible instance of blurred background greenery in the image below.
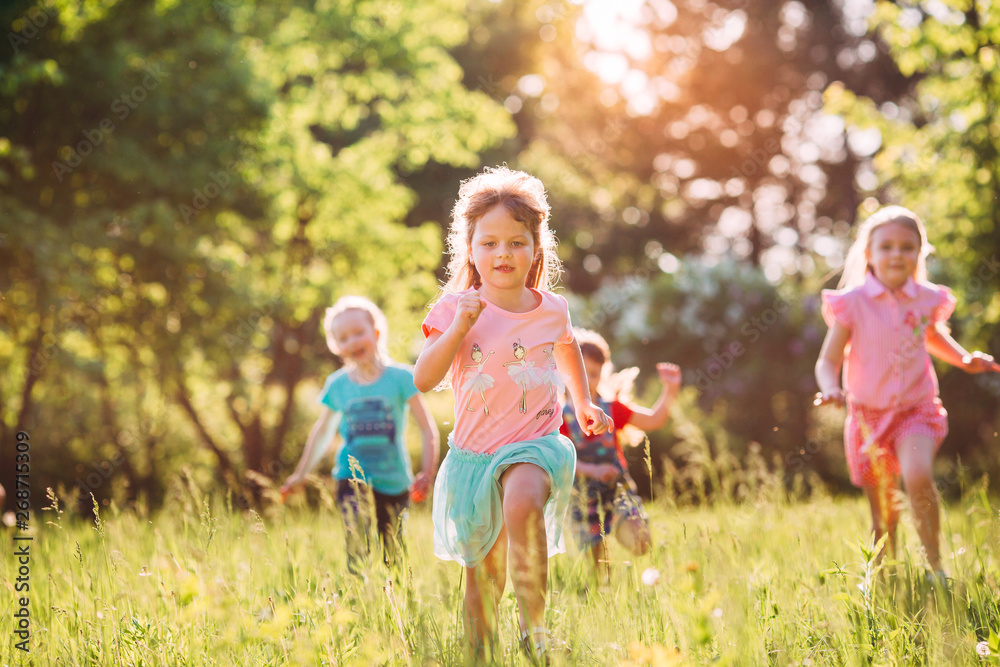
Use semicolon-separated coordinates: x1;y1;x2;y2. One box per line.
1;0;998;511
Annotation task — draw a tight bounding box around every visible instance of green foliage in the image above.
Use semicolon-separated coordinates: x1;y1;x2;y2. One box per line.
570;259;835;484
0;0;512;500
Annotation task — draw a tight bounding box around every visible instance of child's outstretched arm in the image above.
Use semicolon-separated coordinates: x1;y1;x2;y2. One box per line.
408;393;440;499
925;323;1000;373
627;362;682;432
414;293;484;392
281;408;340;493
814;321;850;406
554;338;613;435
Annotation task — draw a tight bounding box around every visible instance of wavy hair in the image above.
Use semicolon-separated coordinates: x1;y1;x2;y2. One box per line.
441;166;561;294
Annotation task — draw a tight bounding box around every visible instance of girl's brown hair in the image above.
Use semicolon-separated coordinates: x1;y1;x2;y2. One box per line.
575;327;639;400
576;327;611;367
442;166;561;294
574;327;645;446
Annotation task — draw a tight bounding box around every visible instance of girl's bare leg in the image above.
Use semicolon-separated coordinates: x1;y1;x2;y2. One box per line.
896;434;942;571
615;516;651;556
464;524;507;656
500;462;551;634
589;540;610;585
863;481;899;563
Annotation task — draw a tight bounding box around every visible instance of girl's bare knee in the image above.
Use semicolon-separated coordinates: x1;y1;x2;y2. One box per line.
901;467;935;493
502;462;550;493
616;518;651;555
501;464;550;520
503;493;545;527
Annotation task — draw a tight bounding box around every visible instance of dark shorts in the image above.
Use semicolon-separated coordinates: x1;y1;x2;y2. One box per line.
569;477;647;547
336;479;409;570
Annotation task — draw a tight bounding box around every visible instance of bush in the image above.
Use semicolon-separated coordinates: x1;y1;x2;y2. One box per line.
568;257;843;489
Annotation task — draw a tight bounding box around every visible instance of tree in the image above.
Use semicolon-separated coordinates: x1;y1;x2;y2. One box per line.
479;0;910;293
0;0;513;505
1;0;269;503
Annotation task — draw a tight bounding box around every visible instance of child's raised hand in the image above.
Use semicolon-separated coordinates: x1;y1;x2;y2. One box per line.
576;402;613;436
452;292;484;336
962;352;1000;374
657;362;682;393
813;388;846;407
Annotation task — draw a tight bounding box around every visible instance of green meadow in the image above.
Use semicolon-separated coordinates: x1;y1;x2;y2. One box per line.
4;468;1000;666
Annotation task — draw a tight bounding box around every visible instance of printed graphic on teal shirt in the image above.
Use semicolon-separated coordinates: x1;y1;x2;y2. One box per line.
343;396;396;477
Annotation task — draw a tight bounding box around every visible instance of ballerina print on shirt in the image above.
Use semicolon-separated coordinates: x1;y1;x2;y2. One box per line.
461;343;495;415
538;345;564;406
503;339;542;414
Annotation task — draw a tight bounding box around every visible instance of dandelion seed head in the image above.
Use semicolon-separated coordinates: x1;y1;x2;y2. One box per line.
641;567;660;586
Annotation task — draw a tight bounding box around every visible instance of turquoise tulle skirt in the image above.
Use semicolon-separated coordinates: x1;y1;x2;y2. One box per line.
432;431;576;568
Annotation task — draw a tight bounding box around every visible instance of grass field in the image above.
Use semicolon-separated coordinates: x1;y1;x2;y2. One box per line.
3;468;1000;666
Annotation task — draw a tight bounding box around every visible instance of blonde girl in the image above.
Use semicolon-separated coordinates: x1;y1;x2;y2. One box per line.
814;206;998;579
414;166;612;660
281;296;439;573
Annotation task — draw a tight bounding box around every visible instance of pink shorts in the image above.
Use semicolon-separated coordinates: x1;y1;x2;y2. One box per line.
844;400;948;488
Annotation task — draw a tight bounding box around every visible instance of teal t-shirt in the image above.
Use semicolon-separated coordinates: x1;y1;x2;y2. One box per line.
317;363;418;495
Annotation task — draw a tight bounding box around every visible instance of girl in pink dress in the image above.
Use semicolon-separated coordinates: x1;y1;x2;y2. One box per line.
814;205;998;579
414;166;611;660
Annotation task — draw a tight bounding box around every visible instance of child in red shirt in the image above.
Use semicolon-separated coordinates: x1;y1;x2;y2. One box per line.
561;329;680;580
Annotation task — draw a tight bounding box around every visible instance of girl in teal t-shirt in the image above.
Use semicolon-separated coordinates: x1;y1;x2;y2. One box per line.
282;296;439;573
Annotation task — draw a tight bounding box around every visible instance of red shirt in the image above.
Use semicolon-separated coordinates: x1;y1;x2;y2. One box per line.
560;398;634;470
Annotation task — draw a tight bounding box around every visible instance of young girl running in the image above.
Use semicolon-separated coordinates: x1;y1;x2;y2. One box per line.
414;166;611;660
561;329;680;581
281;296;439;574
814;206;998;578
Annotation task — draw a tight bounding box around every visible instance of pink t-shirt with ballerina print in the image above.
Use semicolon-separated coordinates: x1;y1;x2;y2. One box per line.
422;288;573;454
821;272;956;411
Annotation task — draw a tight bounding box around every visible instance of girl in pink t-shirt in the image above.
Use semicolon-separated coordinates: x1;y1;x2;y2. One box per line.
814;205;998;578
414;166;611;660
